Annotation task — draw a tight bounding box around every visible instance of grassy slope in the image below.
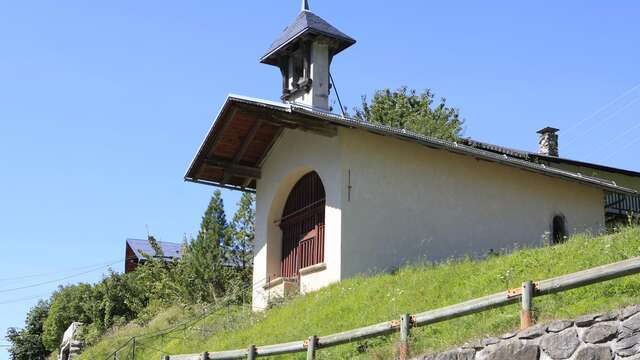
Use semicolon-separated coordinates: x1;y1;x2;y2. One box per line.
80;227;640;360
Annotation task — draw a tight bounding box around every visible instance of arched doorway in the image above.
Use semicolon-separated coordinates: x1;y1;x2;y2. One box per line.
279;171;326;279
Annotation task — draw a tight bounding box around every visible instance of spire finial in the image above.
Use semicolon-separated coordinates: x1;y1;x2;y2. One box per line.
301;0;310;11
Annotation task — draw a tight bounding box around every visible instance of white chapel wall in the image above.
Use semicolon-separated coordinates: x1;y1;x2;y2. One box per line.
338;128;605;279
253;128;343;310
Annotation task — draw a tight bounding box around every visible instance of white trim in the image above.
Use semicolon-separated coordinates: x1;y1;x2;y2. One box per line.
299;262;326;276
262;276;297;290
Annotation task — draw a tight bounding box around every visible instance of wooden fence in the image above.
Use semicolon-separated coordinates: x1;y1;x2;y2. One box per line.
164;256;640;360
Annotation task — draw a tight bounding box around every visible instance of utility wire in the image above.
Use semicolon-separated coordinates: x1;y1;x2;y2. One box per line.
582;120;640;161
563;82;640;137
598;136;640;163
0;260;124;294
0;259;125;282
103;279;263;359
564;95;640;149
0;294;48;305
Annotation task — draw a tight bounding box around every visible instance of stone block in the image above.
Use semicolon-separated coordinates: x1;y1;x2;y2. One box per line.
540;328;580;359
582;323;618;344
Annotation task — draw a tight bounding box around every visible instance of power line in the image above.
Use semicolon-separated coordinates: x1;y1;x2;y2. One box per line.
0;294;48;306
582;120;640;160
0;260;124;294
563;82;640;137
564;95;640;149
0;259;125;282
598;136;640;163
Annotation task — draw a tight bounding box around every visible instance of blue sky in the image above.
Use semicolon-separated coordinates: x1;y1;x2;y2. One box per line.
1;1;639;358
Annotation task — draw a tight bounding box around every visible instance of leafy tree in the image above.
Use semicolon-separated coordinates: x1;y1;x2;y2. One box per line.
42;284;93;351
132;235;183;309
354;86;464;141
180;190;229;303
88;270;145;332
6;300;50;360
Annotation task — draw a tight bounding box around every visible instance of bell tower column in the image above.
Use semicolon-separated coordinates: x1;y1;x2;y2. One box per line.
308;40;330;111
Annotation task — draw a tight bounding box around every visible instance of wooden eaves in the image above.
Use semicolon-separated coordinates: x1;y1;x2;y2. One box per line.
185;95;639;197
184;95;338;192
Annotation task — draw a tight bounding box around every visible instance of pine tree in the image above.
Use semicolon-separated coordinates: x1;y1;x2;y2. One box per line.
228;193;256;287
180;190;228;303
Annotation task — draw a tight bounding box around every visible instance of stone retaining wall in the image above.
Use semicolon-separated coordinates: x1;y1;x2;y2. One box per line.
413;304;640;360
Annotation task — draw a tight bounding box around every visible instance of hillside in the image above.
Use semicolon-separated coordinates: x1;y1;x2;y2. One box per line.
79;226;640;360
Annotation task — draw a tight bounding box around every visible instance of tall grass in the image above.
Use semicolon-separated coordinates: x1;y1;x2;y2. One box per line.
80;227;640;360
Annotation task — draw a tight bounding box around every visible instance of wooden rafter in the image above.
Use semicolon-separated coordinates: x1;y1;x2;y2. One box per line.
236;108;337;137
204;157;262;180
221;119;264;185
192;108;238;180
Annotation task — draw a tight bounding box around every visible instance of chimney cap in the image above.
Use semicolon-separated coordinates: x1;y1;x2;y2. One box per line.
537;126;560;135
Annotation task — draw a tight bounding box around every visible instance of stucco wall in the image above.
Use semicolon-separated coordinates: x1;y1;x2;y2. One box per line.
339;128;605;279
252;126;606;309
252;129;343;310
541;160;640;192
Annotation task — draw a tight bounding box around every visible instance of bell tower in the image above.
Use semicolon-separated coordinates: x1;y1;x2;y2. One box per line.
260;0;356;111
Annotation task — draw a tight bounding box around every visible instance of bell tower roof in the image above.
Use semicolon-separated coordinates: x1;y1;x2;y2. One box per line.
260;2;356;66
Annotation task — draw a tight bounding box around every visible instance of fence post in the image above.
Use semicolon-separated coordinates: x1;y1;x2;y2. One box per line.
521;280;534;329
399;314;411;360
132;337;136;360
306;335;317;360
247;345;257;360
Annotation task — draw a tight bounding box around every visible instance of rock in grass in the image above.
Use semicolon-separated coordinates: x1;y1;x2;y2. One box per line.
622;313;640;334
621;305;640;320
546;320;573;333
483;341;539;360
499;331;517;340
518;325;546;339
575;314;600;327
418;348;475;360
461;340;483;350
573;346;612;360
581;323;617;344
615;333;640;357
594;312;617;323
481;337;500;347
540;328;580;359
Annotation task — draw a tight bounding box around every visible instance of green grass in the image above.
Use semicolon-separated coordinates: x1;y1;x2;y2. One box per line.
80;226;640;360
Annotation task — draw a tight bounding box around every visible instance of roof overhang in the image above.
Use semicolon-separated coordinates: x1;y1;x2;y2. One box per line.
260;28;356;66
184;95;338;192
259;10;356;66
185;95;639;196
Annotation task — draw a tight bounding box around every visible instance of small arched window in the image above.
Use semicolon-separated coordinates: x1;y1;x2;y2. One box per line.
552;214;567;244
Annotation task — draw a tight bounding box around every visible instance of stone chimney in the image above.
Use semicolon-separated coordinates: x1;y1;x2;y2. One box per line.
537;127;559;157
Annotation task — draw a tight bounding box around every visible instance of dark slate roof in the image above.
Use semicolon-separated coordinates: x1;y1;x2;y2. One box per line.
260;10;356;65
460;138;640;179
126;238;182;261
460;138;533;160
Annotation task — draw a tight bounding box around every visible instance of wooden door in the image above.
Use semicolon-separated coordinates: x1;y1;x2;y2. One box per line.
280;171;325;279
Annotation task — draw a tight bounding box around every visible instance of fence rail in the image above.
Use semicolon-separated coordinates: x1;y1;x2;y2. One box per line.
165;256;640;360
